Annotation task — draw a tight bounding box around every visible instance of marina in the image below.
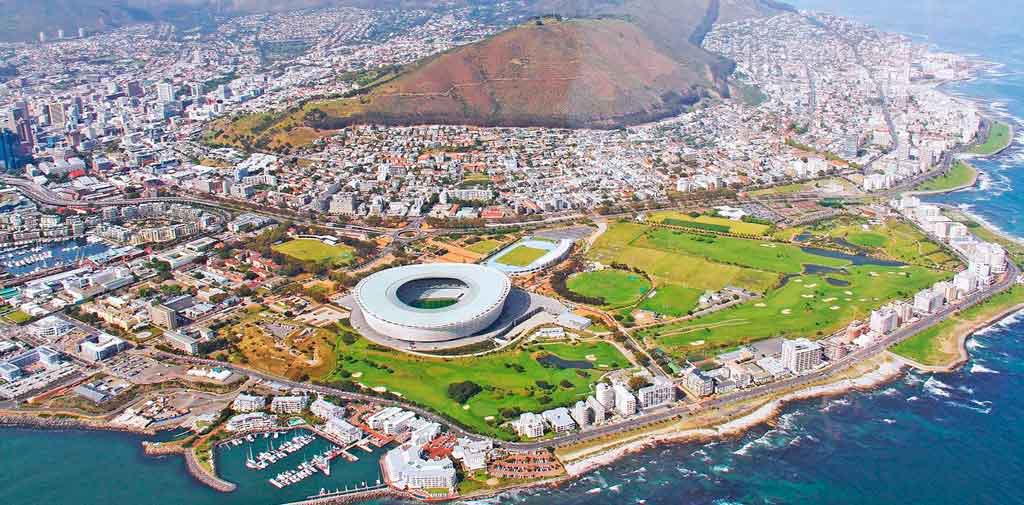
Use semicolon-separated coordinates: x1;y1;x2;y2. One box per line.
0;239;112;277
214;430;387;502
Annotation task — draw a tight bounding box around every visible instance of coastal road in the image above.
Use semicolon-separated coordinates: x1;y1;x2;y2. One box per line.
503;260;1019;452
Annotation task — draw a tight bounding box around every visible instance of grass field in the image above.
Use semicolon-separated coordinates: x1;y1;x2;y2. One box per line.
3;309;32;324
639;284;703;317
324;336;627;438
640;265;949;354
915;161;977;192
892;286;1024;366
634;228;848;274
495;245;548;267
567;269;652;306
970;121;1012;155
272;239;356;265
587;222;780;293
799;217;960;270
465;239;503;255
945;209;1024;268
648;211;770;236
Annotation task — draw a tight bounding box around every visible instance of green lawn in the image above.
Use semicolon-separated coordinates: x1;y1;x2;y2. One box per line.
465;239;503;255
272;238;356;265
892;286;1024;366
567;269;652;306
634;228;848;274
648;211;770;236
641;265;949;354
801;217;960;270
3;309;32;324
495;245;548;267
324;337;627;438
639;284;703;317
970;121;1012;155
915;161;977;192
587;222;780;292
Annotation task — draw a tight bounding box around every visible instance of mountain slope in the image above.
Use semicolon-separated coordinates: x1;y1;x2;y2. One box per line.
312;18;710;129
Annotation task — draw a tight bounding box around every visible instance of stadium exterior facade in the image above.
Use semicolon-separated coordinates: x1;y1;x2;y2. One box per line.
352;263;512;343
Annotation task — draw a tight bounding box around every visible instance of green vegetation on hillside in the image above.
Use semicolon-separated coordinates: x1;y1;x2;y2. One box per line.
915;161;977;192
892;286;1024;366
970;121;1012;155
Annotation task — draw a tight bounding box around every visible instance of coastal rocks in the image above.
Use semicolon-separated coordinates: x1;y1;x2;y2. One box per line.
562;358;905;477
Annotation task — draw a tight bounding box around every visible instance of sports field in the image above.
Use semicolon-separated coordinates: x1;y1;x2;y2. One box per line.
640;265;949;353
639;284;703;317
324;336;627;438
272;238;356;265
495;245;548;266
465;239;503;255
567;269;652;306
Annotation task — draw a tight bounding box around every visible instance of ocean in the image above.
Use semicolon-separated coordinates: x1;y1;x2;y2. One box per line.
3;2;1024;504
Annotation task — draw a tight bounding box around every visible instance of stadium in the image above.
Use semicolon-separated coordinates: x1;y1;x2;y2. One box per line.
346;263;564;351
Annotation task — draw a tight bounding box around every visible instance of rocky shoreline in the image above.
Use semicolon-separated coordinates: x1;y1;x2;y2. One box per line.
561;357;905;477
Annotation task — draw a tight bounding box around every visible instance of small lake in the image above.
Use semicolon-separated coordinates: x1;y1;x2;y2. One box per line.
825;277;852;287
536;354;593;369
803;264;847;275
801;246;905;267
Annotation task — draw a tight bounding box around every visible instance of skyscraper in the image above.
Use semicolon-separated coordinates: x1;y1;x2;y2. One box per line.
0;129;21;171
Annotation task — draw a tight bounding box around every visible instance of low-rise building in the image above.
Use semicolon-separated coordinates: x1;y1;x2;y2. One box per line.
513;412;545;438
233;393;266;412
270;395;307;414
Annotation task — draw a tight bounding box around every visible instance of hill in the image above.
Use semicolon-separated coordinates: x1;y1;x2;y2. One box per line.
208;0;789;149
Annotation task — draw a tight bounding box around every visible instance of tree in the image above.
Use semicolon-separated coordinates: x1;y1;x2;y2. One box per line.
447;381;483;404
627;375;651;391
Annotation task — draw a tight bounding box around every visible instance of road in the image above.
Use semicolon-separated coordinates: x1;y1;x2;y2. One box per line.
504;259;1019;451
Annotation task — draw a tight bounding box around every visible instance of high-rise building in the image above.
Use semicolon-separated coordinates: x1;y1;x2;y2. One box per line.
150;303;179;330
38;32;46;43
0;129;20;170
585;395;606;424
781;338;823;375
156;82;175;104
637;376;676;409
613;383;637;416
47;102;65;127
596;382;614;409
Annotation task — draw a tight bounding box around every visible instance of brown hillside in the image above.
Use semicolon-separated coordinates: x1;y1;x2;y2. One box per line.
307;18;710;129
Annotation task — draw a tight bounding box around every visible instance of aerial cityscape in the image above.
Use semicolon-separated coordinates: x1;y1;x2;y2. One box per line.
1;0;1022;504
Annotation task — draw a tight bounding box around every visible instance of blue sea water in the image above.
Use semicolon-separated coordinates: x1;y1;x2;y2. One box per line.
4;2;1024;504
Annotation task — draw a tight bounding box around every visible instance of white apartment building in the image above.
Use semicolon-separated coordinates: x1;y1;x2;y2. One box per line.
232;393;266;412
613;383;637;416
637;376;676;409
781;338;823;375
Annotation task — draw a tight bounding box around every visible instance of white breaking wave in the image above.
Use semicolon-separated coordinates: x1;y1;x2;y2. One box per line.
923;377;953;398
970;363;999;374
944;400;992;415
882;418;896;424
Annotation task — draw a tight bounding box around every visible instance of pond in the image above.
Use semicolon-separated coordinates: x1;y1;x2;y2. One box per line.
825;277;852;287
801;246;905;267
536;354;593;369
803;264;847;275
